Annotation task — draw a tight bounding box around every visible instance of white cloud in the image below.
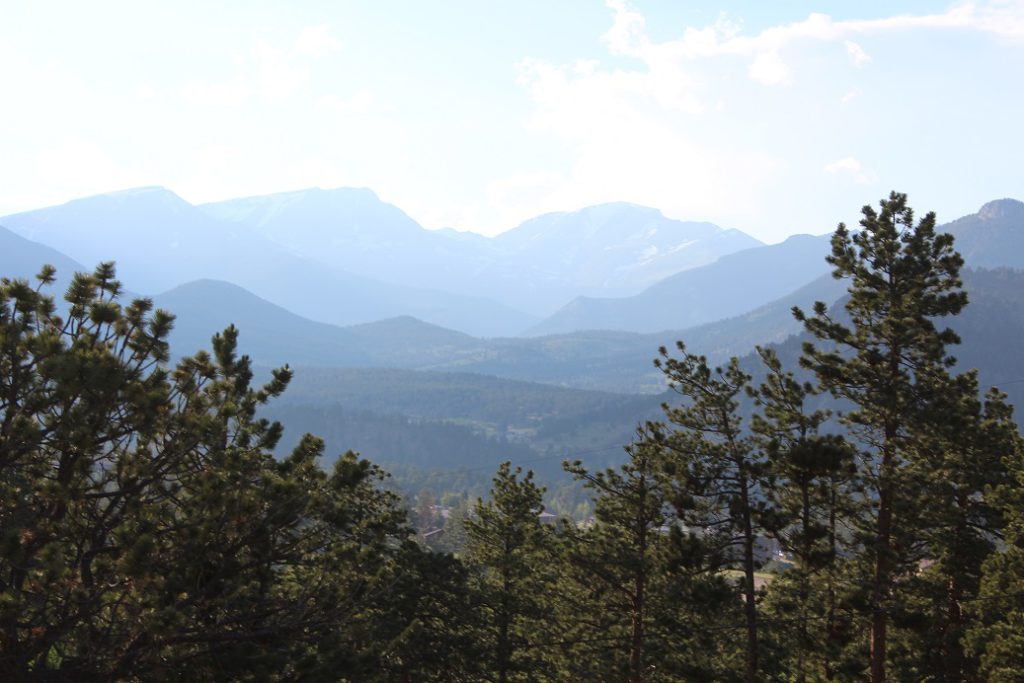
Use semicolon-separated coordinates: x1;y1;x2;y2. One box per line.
248;38;310;101
516;2;1016;133
824;156;872;184
602;0;648;57
176;26;340;108
280;157;354;189
319;90;376;115
485;170;566;228
194;144;242;175
135;83;157;100
845;40;871;66
510;45;785;229
504;1;1024;236
825;157;862;174
749;51;793;85
841;88;862;104
32;139;144;199
624;3;1022;64
178;79;251;108
973;0;1024;39
293;25;341;57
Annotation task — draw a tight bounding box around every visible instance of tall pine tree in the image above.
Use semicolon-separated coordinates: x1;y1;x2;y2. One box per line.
794;192;971;682
653;350;767;683
562;437;736;682
965;421;1024;681
464;462;558;683
749;346;855;681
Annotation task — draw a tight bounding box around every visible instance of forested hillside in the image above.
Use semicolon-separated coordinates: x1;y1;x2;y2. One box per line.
263;368;662;481
250;266;1024;491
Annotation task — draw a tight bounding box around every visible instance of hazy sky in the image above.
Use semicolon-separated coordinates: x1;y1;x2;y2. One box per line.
1;1;1022;242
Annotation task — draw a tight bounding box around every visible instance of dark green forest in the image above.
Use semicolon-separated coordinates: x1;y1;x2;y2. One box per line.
2;193;1024;681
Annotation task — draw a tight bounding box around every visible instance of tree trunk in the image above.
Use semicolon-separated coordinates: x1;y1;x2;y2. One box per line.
740;476;759;683
871;314;901;683
796;478;811;683
498;538;511;683
870;461;892;683
630;478;648;683
630;578;645;683
825;481;839;681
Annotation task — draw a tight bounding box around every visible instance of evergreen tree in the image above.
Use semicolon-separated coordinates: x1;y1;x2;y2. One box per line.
886;380;1016;681
362;540;480;682
794;192;973;682
966;425;1024;681
653;349;767;683
0;264;417;680
0;264;180;676
562;437;738;682
749;346;855;681
463;462;558;683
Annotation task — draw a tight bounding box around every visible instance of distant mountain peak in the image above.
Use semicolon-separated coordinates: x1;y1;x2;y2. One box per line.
253;186;381;203
780;233;823;244
326;186;380;200
503;202;723;242
527;202;664;228
199;185;418;236
351;314;423;327
574;201;661;217
977;198;1024;221
345;315;477;343
101;185;174;197
160;278;252;295
50;186;196;216
97;186;187;203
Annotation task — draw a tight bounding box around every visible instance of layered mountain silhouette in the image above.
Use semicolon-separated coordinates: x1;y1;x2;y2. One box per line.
147;194;1024;395
2;186;764;333
528;233;833;335
0;188;536;337
3;192;1023;388
4;192;1024;473
482;203;761;312
201;190;763;316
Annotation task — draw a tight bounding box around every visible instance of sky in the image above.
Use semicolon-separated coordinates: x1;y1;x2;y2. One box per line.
1;0;1022;243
